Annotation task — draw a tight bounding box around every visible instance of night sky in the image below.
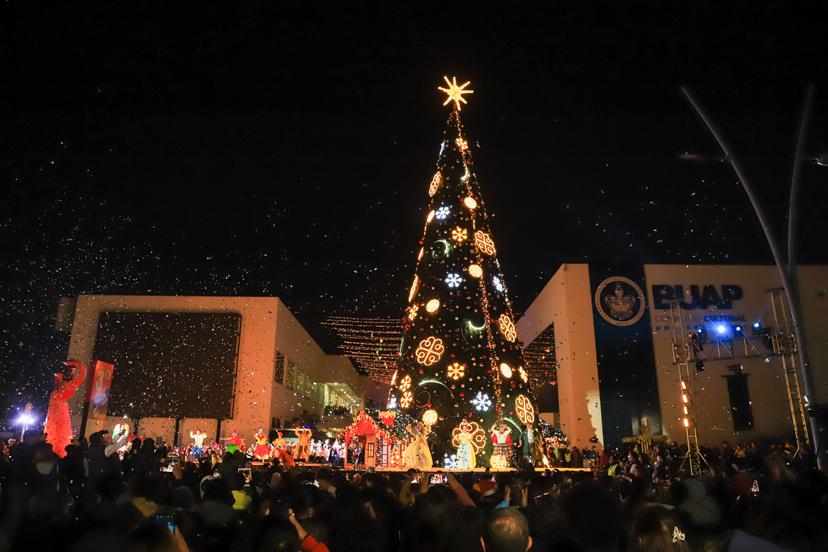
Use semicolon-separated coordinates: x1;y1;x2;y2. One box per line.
2;2;827;426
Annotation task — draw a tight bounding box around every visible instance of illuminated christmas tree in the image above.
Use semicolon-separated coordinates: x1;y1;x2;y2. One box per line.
389;77;540;468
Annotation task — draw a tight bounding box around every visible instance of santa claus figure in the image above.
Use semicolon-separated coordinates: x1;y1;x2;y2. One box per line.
45;360;87;458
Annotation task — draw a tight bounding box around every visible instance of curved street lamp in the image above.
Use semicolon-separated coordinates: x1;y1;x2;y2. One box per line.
680;85;821;465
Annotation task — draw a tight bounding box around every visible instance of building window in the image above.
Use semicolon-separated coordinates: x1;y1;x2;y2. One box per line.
275;352;285;384
724;364;753;432
287;360;296;390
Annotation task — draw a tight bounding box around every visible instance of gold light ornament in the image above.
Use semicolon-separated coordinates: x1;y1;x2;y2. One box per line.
468;264;483;278
425;298;440;313
408;275;419;303
451;226;468;243
406;304;419;321
427;210;435;223
515;394;535;424
455;137;469;152
417;247;424;261
437;75;474;111
422;409;438;426
415;336;445;366
498;313;517;342
400;390;413;408
399;374;412;392
446;362;466;380
499;362;513;378
428;171;443;197
463;196;478;210
451;421;486;453
518;366;528;383
474;230;496;255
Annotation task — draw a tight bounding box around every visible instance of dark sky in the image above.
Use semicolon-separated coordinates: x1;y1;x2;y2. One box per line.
1;1;827;423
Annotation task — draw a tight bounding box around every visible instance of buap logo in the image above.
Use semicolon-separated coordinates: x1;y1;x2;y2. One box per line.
594;276;646;327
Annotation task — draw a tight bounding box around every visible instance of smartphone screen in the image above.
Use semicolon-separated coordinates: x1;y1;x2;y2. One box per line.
154;514;175;534
429;474;447;485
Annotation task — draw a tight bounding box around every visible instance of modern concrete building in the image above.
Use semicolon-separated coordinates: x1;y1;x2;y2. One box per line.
517;264;828;451
65;295;385;444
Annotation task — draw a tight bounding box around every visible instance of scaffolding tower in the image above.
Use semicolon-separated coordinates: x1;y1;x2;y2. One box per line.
767;288;811;455
667;299;708;476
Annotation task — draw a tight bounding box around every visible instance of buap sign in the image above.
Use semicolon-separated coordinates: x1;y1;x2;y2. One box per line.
652;284;743;310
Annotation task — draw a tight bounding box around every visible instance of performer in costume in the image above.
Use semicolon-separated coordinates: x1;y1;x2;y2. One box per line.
455;420;477;469
190;428;207;458
253;428;272;460
45;360;87;458
295;427;312;462
273;444;296;467
402;422;433;470
489;421;512;469
220;430;243;454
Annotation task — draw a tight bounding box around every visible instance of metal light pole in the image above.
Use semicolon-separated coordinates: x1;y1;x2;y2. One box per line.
679;86;821;464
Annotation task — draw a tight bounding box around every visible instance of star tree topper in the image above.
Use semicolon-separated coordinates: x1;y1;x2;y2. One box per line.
438;75;474;111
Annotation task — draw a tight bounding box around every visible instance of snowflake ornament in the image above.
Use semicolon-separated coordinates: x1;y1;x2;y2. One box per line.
446;362;466;380
471;391;492;412
387;396;398;409
435;206;451;220
492;276;505;292
445;273;463;288
443;454;459;469
400;390;413;408
518;366;529;383
451;226;468;243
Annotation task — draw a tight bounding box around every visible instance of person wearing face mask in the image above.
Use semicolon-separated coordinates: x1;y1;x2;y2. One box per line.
28;442;72;522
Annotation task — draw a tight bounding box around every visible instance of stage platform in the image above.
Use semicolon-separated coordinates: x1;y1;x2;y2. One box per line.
371;466;593;474
248;461;592;474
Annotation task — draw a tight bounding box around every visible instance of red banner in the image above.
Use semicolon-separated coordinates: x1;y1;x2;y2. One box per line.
88;360;115;422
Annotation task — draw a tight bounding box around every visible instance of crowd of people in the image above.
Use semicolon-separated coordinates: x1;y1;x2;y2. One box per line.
0;428;826;551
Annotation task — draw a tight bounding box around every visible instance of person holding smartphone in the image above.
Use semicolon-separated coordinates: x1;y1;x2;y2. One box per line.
288;508;330;552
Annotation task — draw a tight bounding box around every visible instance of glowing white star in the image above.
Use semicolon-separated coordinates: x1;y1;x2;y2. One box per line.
438;76;474;111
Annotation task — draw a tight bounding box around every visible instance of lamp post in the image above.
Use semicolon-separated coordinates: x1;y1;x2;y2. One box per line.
680;86;821;465
16;402;36;441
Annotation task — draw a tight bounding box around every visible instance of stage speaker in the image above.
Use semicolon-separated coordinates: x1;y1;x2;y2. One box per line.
55;297;76;332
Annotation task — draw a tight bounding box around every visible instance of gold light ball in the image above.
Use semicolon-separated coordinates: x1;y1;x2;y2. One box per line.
463;196;478;209
499;363;513;378
425;298;440;313
468;264;483;278
422;409;439;426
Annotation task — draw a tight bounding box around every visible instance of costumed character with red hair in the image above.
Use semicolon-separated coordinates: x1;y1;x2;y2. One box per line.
253;428;272;460
45;360;87;458
489;420;513;469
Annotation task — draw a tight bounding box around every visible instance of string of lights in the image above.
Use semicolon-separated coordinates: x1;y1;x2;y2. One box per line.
321;316;402;380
